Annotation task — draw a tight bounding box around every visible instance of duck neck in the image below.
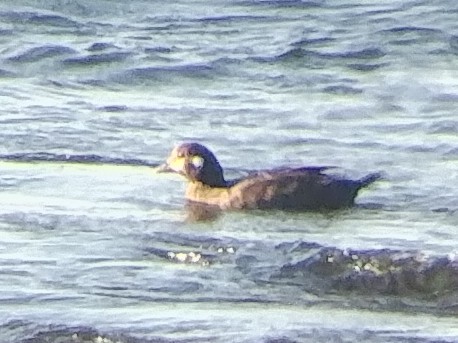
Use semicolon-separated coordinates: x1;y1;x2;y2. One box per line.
197;165;227;187
199;178;228;188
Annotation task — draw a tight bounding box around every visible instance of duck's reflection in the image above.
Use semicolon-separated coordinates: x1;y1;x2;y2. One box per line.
185;201;222;222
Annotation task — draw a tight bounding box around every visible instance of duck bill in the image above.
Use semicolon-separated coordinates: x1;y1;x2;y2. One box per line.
153;156;186;174
153;163;175;173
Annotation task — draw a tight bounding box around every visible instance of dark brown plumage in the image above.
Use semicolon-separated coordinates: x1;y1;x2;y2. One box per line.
155;142;380;211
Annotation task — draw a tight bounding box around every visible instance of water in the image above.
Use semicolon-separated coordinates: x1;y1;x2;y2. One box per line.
0;0;457;342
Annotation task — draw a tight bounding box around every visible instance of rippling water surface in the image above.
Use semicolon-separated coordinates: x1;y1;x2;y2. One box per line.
0;0;457;342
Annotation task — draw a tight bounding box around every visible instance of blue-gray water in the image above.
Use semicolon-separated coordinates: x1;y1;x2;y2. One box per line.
1;0;458;342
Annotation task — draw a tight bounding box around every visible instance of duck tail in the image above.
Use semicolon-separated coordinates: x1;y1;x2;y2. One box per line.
358;172;382;189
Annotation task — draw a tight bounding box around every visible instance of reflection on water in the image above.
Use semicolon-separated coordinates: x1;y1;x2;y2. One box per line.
185;201;223;222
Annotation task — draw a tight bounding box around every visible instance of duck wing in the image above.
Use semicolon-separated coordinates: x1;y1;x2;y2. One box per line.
251;166;334;177
226;168;376;211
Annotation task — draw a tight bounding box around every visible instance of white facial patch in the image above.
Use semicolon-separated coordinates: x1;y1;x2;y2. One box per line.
191;155;204;170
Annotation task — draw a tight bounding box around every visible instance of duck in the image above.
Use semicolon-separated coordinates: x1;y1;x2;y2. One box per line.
155;142;381;211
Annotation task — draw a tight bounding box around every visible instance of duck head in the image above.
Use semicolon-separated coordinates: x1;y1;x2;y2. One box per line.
156;143;226;187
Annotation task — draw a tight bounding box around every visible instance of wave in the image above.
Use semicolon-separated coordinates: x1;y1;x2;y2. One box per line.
240;0;324;8
63;52;132;66
0;69;15;78
0;10;80;28
255;47;386;64
110;63;215;85
322;85;363;95
347;63;388;72
3;315;456;343
143;230;458;314
451;35;458;53
379;26;443;36
427;120;458;135
7;45;77;63
144;46;173;54
0;321;171;343
276;241;458;304
87;42;120;52
0;152;152;167
193;14;271;23
291;37;336;47
378;26;446;47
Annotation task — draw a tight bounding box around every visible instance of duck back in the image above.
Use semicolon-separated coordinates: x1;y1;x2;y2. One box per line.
224;168;379;211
